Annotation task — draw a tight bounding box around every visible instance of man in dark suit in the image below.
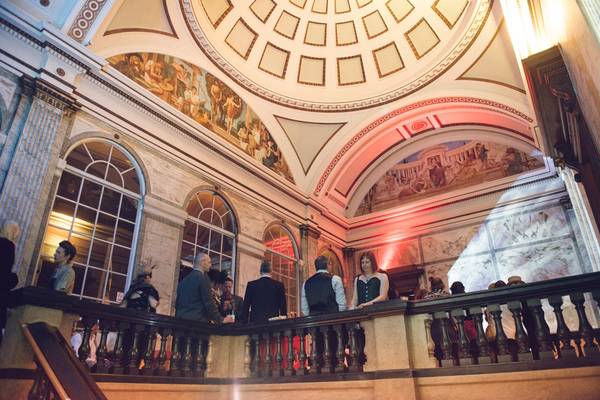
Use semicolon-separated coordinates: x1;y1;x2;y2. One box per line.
240;261;287;324
175;252;233;324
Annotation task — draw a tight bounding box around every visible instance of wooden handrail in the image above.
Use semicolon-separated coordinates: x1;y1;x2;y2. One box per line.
22;322;108;400
8;271;600;336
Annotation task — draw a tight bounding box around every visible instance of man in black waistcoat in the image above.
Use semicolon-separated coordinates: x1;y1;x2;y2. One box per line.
240;261;287;324
301;256;347;316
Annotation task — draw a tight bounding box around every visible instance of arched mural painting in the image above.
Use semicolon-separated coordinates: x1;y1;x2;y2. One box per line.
355;140;545;216
108;52;294;183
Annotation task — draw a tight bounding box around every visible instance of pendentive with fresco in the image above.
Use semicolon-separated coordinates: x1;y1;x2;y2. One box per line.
108;52;294;183
356;140;545;216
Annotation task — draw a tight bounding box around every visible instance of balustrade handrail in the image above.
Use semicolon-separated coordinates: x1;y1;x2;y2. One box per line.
8;271;600;336
406;271;600;315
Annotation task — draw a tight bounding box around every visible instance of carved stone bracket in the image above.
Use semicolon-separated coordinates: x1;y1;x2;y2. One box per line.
21;76;79;115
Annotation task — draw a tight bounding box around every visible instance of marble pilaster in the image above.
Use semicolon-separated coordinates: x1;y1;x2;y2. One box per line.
0;78;75;277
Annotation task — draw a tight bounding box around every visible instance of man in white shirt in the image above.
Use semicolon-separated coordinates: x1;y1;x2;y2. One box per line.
301;256;347;316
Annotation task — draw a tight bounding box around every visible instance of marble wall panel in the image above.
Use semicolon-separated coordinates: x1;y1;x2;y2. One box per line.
235;251;263;298
138;216;182;315
495;238;583;283
421;224;489;263
228;194;275;241
374;239;421;269
446;254;496;292
566;208;593;273
487;206;570;249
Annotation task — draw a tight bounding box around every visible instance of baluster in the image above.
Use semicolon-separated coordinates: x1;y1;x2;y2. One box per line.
570;292;598;357
526;299;554;360
78;318;94;365
265;332;273;377
181;333;193;377
285;329;295;376
194;335;206;377
592;289;600;350
200;336;209;376
157;328;170;376
334;325;345;373
433;311;454;367
169;332;181;376
548;296;576;359
275;331;284;377
244;336;251;377
507;301;532;362
95;320;111;373
451;309;473;366
309;327;320;374
469;306;491;364
322;326;333;373
299;329;308;375
126;324;143;374
111;322;128;374
345;323;360;372
251;334;261;377
205;336;214;375
142;327;157;375
488;304;511;363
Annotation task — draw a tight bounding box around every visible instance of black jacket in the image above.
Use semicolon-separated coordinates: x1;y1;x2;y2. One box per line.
175;269;222;323
240;276;287;324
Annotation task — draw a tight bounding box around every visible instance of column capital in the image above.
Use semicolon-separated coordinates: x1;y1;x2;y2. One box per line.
342;247;356;257
21;76;79;114
299;224;320;239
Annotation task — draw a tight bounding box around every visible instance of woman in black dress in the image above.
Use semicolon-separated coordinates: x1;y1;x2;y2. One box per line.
351;251;389;308
121;263;160;313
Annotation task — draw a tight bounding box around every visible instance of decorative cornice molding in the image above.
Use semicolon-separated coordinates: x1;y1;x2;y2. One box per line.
67;0;109;43
21;76;79;114
300;224;321;239
314;96;534;195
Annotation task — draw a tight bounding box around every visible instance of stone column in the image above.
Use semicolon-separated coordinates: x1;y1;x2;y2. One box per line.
299;224;320;280
342;247;357;288
0;78;76;278
559;166;600;271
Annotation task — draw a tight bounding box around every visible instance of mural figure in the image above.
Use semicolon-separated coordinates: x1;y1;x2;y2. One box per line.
109;52;294;183
356;140;544;216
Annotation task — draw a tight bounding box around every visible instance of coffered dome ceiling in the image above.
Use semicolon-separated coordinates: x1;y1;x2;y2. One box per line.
183;0;492;111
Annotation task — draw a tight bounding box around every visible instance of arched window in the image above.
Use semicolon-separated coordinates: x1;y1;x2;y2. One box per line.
36;140;144;303
179;191;237;282
263;224;299;313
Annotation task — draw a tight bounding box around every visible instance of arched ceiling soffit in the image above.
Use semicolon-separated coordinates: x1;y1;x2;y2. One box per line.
182;0;493;112
348;132;546;217
106;52;295;183
312;96;536;205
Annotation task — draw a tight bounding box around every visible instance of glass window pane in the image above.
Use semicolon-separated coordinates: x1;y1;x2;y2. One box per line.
70;234;91;265
89;241;110;269
80;180;102;209
186;195;202;218
40;226;70;262
197;192;213;209
222;236;233;257
66;144;93;170
107;273;127;303
86;161;107;180
72;264;86;296
100;187;121;215
95;213;116;242
85;141;111;162
197;226;210;248
180;242;195;265
210;210;224;228
115;219;134;247
74;205;96;237
222;212;234;233
49;200;76;231
111;245;131;274
105;165;123;187
83;267;107;300
123;170;140;194
182;221;197;244
119;195;138;222
109;146;133;172
56;172;82;201
198;209;212;224
210;231;222;252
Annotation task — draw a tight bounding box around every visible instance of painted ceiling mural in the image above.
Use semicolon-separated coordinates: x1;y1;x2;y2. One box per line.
108;52;294;183
355;140;545;216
